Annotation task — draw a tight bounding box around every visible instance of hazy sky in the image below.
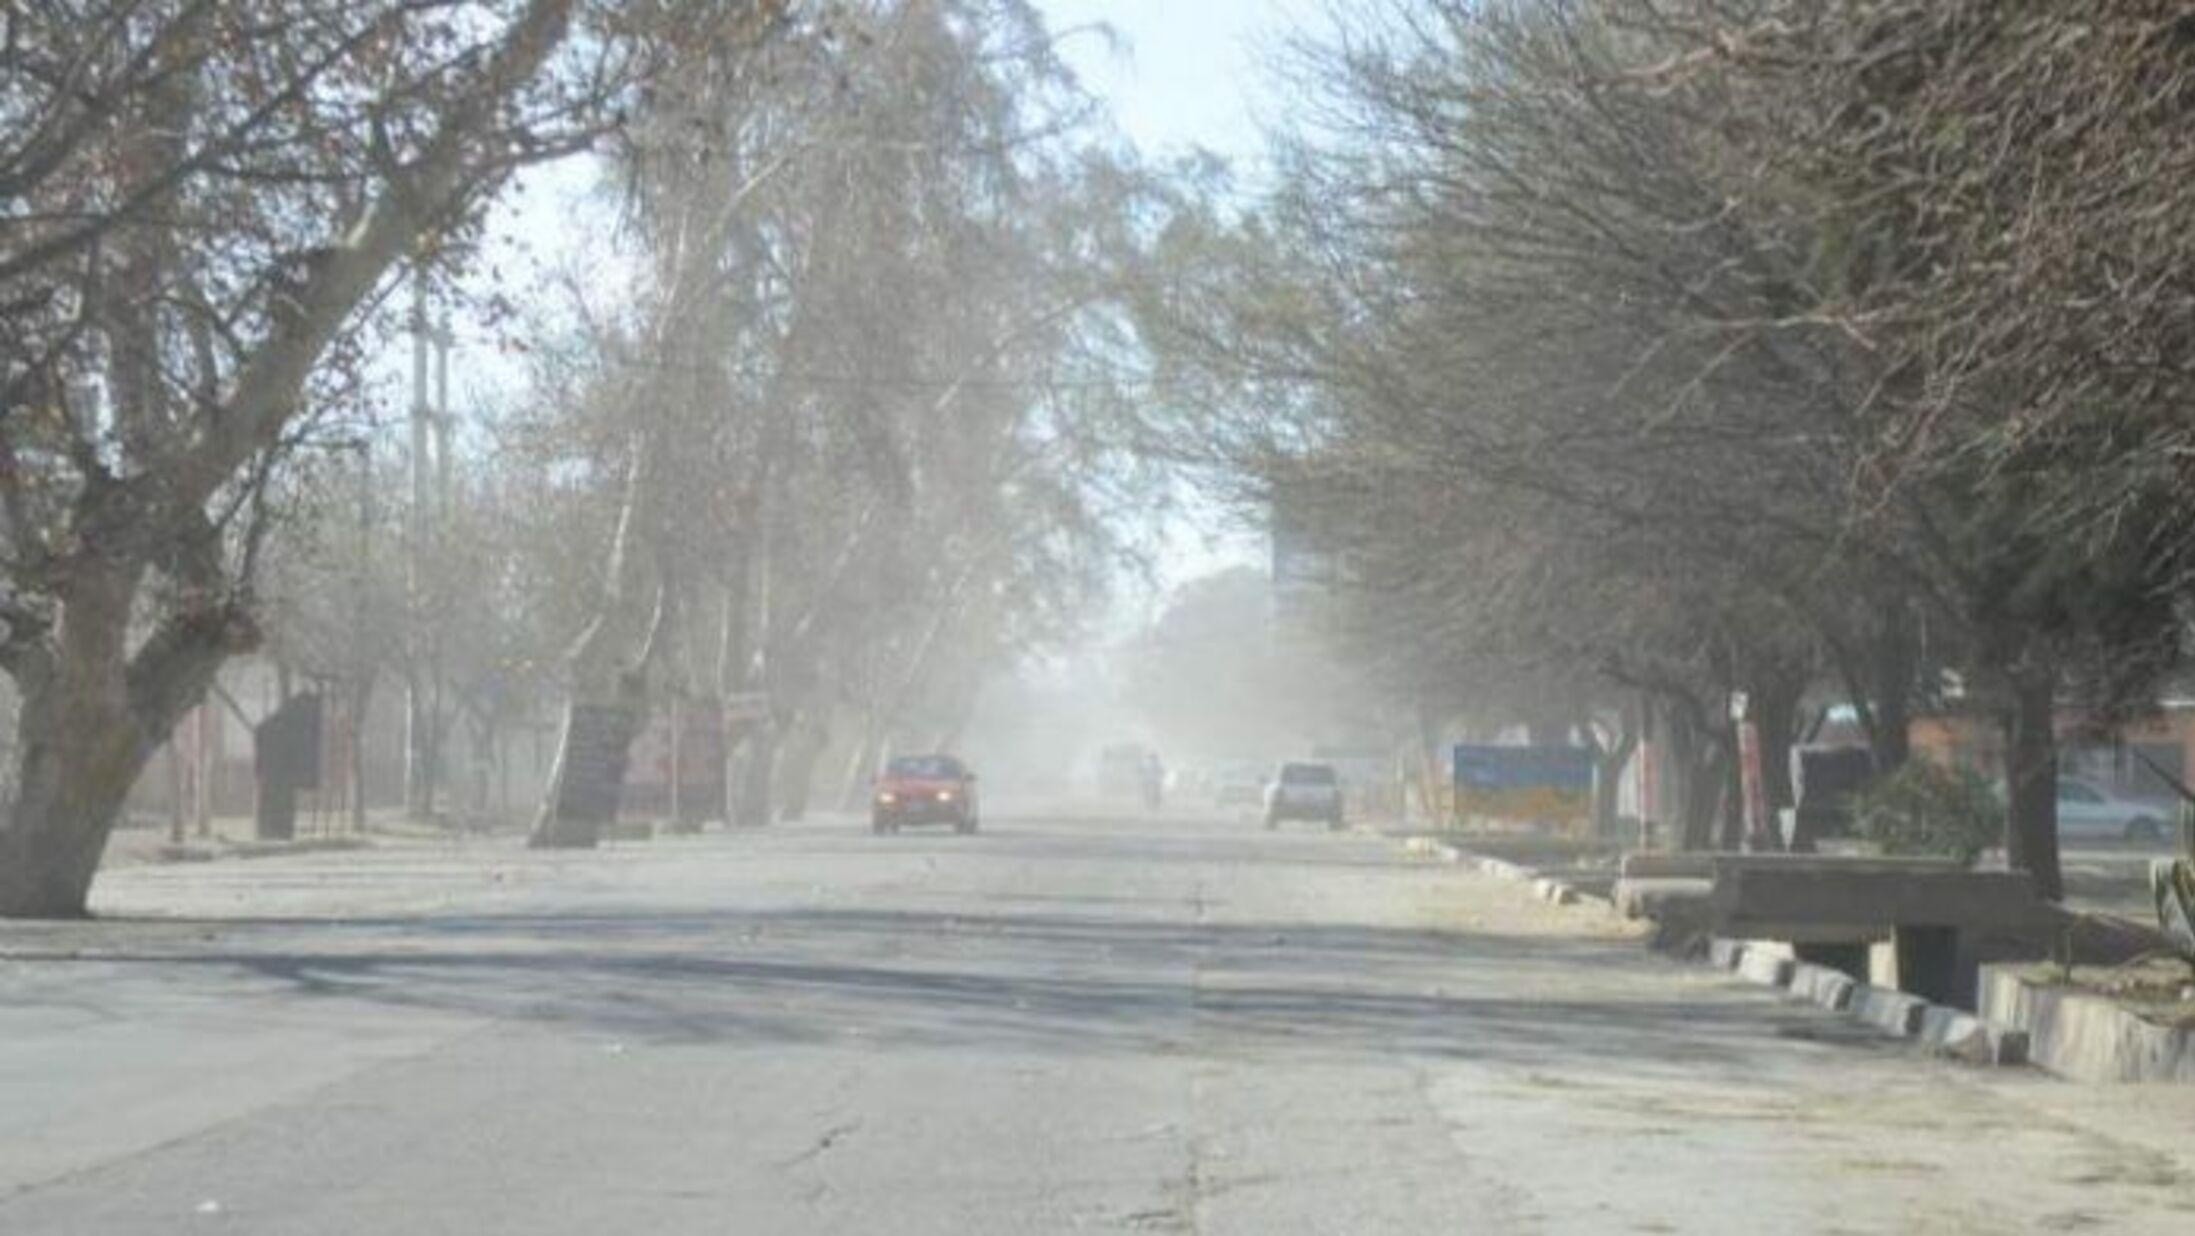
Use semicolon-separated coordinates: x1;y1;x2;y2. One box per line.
1037;0;1315;180
1036;2;1318;592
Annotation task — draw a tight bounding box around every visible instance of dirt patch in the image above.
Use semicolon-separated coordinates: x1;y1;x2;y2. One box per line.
1438;830;1623;868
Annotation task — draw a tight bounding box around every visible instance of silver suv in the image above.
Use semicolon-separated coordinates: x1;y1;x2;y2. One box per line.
1265;761;1344;831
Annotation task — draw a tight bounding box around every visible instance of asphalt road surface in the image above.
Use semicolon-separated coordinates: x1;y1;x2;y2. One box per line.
3;809;2192;1234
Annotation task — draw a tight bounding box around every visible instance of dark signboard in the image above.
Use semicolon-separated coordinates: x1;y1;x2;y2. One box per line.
553;702;639;827
255;692;323;840
254;692;323;790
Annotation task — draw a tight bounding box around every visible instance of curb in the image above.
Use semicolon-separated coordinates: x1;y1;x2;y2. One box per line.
1703;936;2027;1067
1403;837;1613;911
1788;962;1856;1012
1735;946;1794;989
1977;966;2192;1081
1408;836;2033;1069
154;836;373;864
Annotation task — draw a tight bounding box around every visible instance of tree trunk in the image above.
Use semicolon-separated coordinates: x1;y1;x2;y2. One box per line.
1868;608;1915;772
775;711;827;823
731;721;776;829
346;679;374;834
1414;702;1446;826
2003;668;2064;901
167;736;188;845
666;692;690;832
1666;701;1722;852
840;707;884;811
1591;715;1640;838
1752;673;1802;852
193;704;215;838
404;665;445;822
0;568;242;916
1715;728;1747;851
0;745;141;918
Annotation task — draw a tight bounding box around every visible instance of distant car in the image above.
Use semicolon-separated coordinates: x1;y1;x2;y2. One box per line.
1214;764;1266;808
872;754;979;835
2056;777;2169;844
1265;761;1343;831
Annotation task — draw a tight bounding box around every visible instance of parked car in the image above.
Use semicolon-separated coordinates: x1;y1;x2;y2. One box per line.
2055;777;2170;844
872;754;979;835
1265;761;1344;831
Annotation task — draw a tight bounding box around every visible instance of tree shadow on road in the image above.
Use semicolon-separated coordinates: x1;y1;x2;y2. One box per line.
1;904;1895;1081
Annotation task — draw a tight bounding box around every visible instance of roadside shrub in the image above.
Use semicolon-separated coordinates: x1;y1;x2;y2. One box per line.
1849;761;2003;865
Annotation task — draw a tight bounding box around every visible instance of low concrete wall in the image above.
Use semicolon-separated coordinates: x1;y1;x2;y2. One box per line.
1979;967;2195;1083
1704;938;2026;1065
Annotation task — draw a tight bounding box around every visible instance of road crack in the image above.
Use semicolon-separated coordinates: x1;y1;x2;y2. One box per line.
775;1119;861;1170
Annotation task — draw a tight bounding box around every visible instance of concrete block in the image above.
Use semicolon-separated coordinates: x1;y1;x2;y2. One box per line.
1533;878;1579;906
1851;985;1928;1037
1916;1006;2028;1066
1708;938;1747;970
1737;947;1795;988
1788;963;1857;1012
1918;1006;1989;1062
1481;858;1533;883
1405;837;1463;863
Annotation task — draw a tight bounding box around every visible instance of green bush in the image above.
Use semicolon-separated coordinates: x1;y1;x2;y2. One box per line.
1849;761;2003;865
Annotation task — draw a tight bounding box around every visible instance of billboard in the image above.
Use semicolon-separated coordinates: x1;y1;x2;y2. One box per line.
1451;744;1593;826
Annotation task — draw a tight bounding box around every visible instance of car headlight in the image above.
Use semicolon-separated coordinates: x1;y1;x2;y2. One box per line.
937;790;956;802
877;791;898;804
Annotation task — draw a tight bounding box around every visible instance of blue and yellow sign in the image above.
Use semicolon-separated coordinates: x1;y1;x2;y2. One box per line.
1452;745;1593;826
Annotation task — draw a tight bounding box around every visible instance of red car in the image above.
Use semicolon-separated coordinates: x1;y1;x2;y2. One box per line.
871;754;980;834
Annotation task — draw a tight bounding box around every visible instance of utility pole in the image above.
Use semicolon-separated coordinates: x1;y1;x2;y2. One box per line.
405;272;434;821
430;306;453;819
352;437;373;835
402;283;461;822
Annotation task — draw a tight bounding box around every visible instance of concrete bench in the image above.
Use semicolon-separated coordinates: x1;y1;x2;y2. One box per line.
1618;852;1968;880
1615;851;2056;1005
1618;853;1716;881
1706;858;2053;1005
1705;859;2039;941
1614;853;1969;926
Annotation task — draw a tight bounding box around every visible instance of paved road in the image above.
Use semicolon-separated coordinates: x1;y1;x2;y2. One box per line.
3;810;2192;1234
